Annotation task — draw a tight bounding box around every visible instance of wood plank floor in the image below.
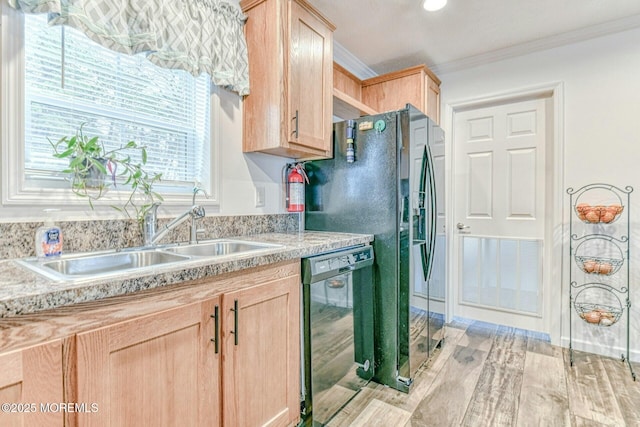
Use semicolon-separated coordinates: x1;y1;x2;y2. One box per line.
327;319;640;427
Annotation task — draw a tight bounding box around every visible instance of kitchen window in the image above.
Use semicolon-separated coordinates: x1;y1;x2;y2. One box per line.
1;6;220;212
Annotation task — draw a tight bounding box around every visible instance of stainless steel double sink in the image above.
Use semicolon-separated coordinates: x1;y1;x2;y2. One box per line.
17;239;284;282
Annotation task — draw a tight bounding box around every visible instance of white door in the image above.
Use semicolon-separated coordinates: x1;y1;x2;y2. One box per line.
452;98;547;332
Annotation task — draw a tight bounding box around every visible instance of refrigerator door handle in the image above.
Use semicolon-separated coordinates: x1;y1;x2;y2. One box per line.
419;146;430;282
425;143;437;284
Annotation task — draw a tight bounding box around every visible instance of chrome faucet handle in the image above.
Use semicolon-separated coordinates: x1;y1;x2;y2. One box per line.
191;205;206;218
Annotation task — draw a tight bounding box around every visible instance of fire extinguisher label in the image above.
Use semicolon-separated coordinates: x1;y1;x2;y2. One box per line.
289;182;304;209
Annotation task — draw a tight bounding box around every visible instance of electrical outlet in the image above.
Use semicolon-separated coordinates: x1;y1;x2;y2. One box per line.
255;185;266;207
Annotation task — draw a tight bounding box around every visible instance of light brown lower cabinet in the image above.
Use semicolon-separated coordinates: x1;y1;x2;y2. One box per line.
74;296;220;426
222;274;300;427
70;263;300;427
0;340;63;427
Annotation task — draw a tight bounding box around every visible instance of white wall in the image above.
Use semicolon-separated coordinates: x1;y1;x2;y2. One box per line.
440;27;640;360
215;87;291;215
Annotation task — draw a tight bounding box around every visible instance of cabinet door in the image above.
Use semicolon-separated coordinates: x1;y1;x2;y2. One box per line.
425;75;441;125
0;340;63;427
288;0;333;156
361;70;422;114
222;275;300;427
75;298;220;427
361;65;441;122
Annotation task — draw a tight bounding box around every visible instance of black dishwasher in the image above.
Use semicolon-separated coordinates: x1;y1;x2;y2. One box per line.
300;245;375;426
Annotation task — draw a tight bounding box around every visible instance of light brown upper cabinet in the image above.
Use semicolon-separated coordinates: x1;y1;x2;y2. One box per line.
241;0;335;159
361;65;441;124
333;62;378;120
333;62;362;101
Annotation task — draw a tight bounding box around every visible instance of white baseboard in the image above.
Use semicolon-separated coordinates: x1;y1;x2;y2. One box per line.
560;336;640;363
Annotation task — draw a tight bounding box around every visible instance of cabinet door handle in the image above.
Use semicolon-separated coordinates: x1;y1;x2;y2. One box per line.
210;305;219;354
230;299;239;346
292;110;299;138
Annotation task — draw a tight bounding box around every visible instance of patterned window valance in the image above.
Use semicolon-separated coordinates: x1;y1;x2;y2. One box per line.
8;0;250;95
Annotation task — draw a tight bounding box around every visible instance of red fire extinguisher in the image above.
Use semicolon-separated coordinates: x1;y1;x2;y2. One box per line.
286;163;308;212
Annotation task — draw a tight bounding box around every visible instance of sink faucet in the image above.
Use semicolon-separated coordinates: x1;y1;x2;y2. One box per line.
190;187;209;244
143;202;206;246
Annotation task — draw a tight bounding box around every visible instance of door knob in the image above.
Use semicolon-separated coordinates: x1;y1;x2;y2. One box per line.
456;222;470;230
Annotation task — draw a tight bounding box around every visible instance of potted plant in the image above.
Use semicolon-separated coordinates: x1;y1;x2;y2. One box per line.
49;124;163;223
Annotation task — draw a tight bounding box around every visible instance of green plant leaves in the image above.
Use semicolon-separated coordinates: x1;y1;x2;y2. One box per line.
49;125;163;224
53;147;76;159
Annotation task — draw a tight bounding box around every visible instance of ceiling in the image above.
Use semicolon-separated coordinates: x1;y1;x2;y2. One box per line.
306;0;640;76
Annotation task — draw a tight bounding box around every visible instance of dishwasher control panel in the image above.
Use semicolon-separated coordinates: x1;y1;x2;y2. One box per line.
302;245;374;284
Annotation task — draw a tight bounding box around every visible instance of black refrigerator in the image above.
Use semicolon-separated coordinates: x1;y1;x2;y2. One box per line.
305;104;446;392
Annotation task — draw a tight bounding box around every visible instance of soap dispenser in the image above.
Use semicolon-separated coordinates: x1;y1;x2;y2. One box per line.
35;209;63;258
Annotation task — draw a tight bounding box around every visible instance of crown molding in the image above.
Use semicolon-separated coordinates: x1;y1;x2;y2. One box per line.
431;13;640;75
333;41;378;79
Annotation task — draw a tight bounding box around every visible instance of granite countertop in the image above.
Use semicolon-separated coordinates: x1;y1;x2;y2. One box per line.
0;231;373;318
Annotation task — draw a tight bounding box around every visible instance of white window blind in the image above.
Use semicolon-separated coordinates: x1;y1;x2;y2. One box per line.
23;13;211;191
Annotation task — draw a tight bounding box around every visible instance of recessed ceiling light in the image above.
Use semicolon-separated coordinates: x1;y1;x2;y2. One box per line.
423;0;447;12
